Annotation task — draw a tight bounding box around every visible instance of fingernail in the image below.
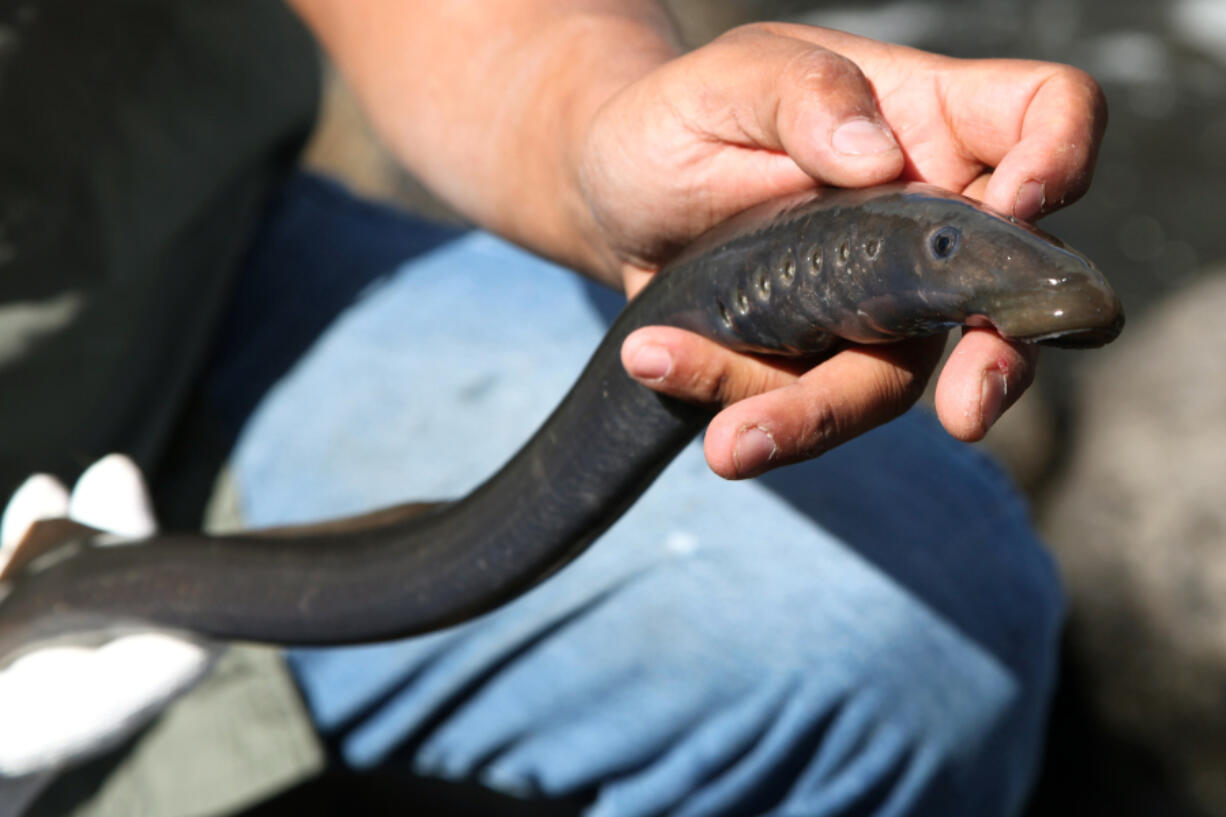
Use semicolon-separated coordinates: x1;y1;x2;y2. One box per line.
628;344;672;380
980;369;1006;429
734;426;777;477
831;118;898;156
1014;180;1045;220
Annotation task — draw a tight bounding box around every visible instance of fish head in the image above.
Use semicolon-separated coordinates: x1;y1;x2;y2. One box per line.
836;184;1124;347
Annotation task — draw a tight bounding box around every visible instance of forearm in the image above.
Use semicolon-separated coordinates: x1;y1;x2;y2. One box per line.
288;0;682;287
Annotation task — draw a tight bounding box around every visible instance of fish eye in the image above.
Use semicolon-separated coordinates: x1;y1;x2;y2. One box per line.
929;226;961;260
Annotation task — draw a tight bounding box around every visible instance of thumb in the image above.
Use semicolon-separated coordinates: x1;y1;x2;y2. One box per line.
708;25;904;188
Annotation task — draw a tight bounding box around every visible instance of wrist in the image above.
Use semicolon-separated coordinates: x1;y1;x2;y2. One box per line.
291;1;681;288
499;13;681;287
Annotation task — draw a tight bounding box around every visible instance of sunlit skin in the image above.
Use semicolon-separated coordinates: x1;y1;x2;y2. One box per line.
290;1;1107;478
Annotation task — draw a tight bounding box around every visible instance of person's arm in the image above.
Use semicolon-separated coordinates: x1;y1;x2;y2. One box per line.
287;0;681;288
287;1;1107;477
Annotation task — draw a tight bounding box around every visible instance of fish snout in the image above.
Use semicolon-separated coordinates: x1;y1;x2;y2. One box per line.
971;271;1124;348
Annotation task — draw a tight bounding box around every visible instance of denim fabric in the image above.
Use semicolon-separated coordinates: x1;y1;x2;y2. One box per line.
217;174;1063;817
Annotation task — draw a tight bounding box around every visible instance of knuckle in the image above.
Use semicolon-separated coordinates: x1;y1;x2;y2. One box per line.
712;22;777;54
709;366;760;407
1044;65;1109;147
1034;62;1100;98
785;47;864;92
743;367;781;403
798;396;843;458
866;364;925;425
717;24;865;95
1061;65;1107;109
679;358;734;407
718;21;788;45
892;365;931;408
718;21;764;41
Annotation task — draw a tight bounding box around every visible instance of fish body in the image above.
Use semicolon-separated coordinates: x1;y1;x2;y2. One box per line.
656;183;1121;351
0;183;1122;659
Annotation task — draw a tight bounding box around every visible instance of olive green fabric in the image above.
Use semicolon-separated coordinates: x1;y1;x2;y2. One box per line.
0;0;320;497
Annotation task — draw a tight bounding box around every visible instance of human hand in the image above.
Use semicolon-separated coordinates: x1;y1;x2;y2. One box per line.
577;23;1106;477
0;456;212;780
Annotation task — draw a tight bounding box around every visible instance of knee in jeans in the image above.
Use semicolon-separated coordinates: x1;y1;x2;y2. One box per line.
677;560;1054;814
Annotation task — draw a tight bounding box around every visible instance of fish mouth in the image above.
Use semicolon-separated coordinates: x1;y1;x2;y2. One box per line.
968;273;1125;349
1031;312;1125;348
1012;310;1125;348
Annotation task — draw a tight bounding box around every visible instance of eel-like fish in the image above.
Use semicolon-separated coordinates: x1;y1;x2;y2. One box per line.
0;182;1123;660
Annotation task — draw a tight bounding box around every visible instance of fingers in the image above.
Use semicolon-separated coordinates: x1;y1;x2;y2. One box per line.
703;338;946;478
622;327;805;408
0;455;156;570
69;454;157;539
0;455;201;780
933;328;1038;441
625;327;946;479
756;25;1106;221
949;62;1107;220
906;58;1104;221
626;325;1039;477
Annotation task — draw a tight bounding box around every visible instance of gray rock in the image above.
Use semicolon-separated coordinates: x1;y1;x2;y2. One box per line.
1042;270;1226;816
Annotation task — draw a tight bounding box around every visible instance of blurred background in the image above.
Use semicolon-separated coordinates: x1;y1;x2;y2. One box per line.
306;2;1226;814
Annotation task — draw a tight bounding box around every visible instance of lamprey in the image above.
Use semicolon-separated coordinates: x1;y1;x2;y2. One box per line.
0;183;1122;658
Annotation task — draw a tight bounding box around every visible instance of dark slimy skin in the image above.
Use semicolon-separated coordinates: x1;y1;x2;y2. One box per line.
0;183;1123;661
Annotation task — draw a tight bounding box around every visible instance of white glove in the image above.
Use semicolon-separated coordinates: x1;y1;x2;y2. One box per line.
0;455;214;779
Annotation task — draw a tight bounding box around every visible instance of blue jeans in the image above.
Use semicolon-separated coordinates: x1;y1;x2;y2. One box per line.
211;174;1062;816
